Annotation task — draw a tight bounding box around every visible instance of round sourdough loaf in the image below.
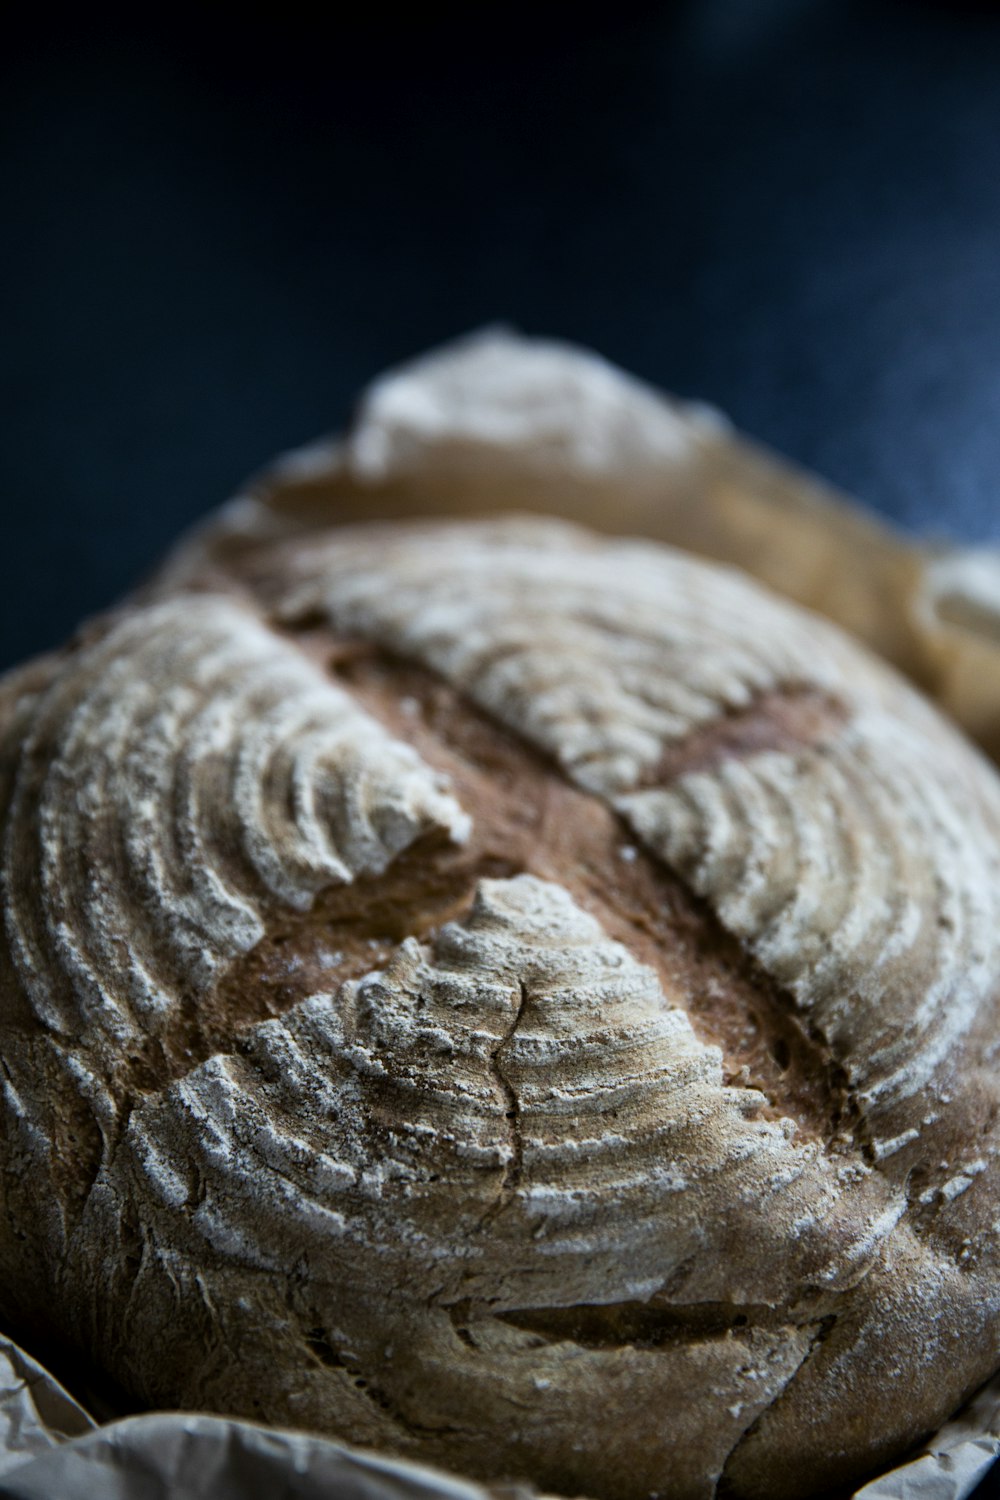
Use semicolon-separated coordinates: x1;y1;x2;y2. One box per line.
2;514;1000;1500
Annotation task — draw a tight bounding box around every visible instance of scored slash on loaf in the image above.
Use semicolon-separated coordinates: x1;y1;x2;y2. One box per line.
1;514;1000;1500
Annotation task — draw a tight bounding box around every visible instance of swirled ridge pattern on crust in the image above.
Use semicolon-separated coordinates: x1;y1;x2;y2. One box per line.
2;515;1000;1499
0;594;469;1050
0;594;470;1287
257;516;1000;1147
107;877;898;1296
71;876;900;1498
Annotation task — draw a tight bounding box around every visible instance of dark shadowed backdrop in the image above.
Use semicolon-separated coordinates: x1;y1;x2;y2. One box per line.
3;1;1000;674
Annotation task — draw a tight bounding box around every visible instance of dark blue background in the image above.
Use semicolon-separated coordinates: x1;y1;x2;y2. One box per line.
3;1;1000;678
3;2;1000;1492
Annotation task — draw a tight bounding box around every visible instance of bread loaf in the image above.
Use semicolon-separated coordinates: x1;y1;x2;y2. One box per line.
2;513;1000;1500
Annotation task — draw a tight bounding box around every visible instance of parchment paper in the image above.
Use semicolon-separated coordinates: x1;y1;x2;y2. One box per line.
0;1399;533;1500
9;330;1000;1499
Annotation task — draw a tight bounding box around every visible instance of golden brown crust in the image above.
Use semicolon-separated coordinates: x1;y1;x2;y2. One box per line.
2;515;1000;1500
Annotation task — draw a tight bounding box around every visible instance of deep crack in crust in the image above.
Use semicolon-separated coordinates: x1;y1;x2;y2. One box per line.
483;981;529;1220
2;516;1000;1500
308;639;859;1149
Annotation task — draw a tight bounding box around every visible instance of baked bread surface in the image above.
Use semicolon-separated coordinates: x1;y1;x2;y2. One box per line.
2;514;1000;1499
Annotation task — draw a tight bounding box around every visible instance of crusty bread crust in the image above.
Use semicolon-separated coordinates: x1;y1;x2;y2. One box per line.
2;515;1000;1499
